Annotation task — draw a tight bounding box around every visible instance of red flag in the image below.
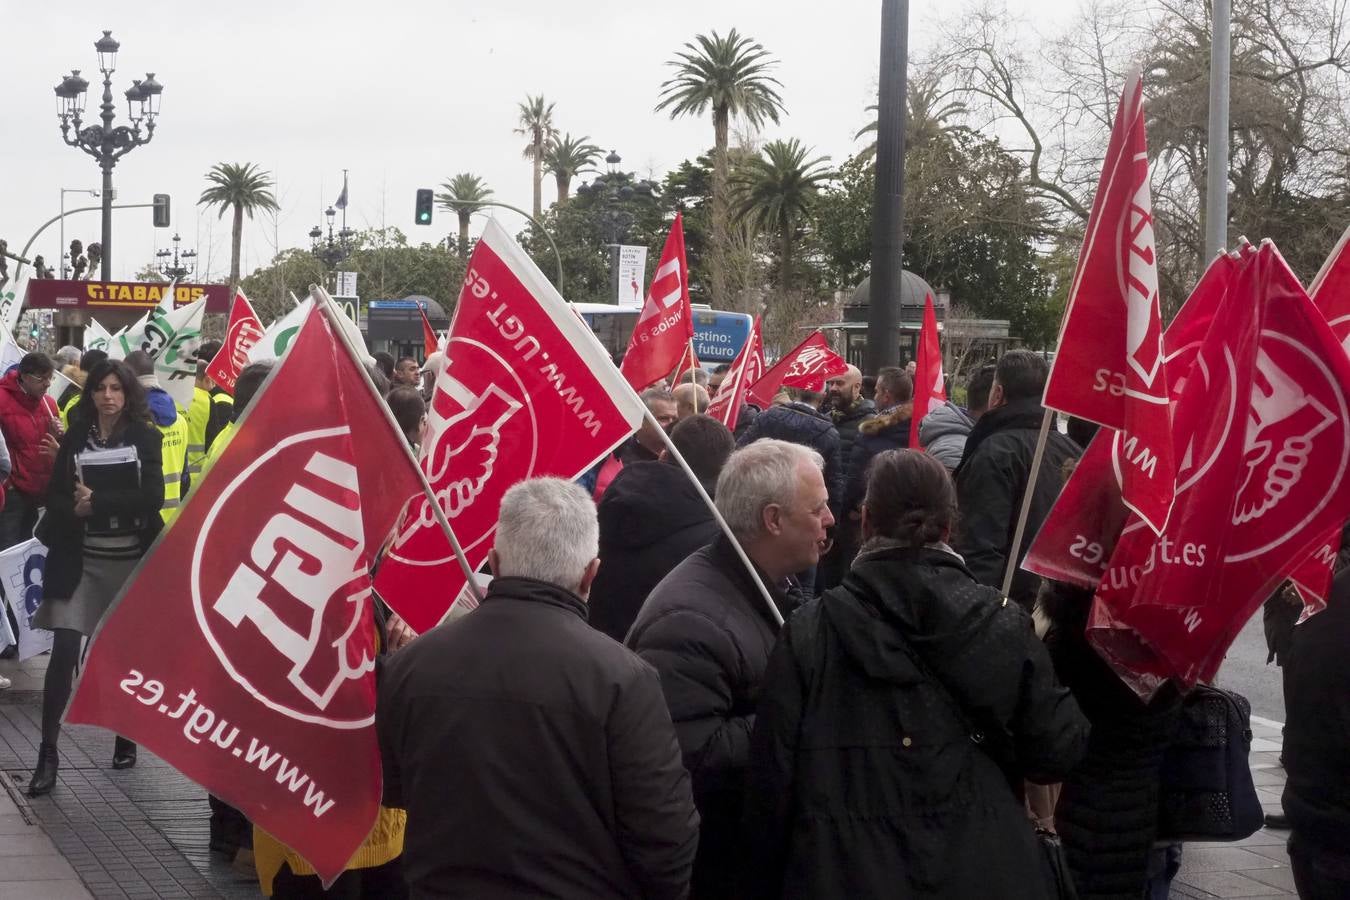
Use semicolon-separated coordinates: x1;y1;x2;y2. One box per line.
669;340;701;384
745;331;849;409
1023;250;1242;589
419;302;439;357
619;212;693;391
375;220;646;632
206;291;265;394
65;305;424;884
1042;68;1176;534
707;317;764;431
910;294;946;448
1086;242;1350;690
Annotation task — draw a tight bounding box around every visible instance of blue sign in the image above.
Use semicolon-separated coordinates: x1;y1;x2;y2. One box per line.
691;310;752;363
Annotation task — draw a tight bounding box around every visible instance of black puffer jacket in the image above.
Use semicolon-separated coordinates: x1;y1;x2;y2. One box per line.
743;545;1089;899
589;460;720;641
844;402;912;515
953;400;1081;609
627;536;795;900
1041;582;1181;900
737;402;844;510
1282;566;1350;852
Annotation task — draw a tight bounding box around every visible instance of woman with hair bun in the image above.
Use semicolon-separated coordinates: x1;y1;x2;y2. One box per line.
743;449;1090;899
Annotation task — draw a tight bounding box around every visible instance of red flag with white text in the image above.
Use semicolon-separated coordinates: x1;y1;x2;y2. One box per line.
1023;250;1242;589
910;294;946;447
745;331;848;409
620;212;693;391
65;305;424;884
206;291;265;394
420;302;439;357
707;317;764;431
375;219;647;632
1086;242;1350;691
1042;68;1176;534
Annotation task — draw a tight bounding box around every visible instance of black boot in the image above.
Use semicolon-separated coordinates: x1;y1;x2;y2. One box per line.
111;736;137;770
27;742;58;796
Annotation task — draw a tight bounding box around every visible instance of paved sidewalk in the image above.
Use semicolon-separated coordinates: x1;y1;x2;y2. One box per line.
0;655;1302;898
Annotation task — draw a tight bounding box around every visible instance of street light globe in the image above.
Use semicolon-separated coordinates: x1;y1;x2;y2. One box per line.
95;31;120;73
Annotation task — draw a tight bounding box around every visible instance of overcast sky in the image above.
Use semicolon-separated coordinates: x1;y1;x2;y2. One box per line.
4;0;1072;293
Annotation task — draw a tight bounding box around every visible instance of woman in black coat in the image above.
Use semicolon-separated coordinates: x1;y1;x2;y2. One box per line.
743;450;1089;899
28;359;164;796
1039;580;1181;900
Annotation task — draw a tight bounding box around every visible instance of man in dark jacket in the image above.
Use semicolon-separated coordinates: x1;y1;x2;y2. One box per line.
821;364;875;472
844;367;914;517
378;477;699;900
589;415;736;641
628;439;833;899
954;350;1081;610
736;391;844;512
1282;566;1350;898
921;363;995;471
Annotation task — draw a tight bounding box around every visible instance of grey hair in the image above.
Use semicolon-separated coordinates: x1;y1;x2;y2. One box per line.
715;439;824;539
55;345;81;367
494;477;598;593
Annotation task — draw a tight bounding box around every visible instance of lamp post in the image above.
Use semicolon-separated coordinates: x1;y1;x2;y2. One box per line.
575;150;658;304
53;31;163;281
310;206;356;284
155;233;196;281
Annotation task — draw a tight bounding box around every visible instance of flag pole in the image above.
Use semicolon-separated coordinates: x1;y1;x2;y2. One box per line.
720;344;749;427
686;338;697;385
1001;408;1053;597
310;285;484;606
647;408;784;628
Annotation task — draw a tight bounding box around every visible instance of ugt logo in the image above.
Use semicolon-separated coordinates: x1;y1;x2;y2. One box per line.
193;428;376;728
1115;151;1164;390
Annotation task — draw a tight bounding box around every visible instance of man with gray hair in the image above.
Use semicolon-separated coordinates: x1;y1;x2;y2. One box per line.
628;439;834;899
378;477;699;900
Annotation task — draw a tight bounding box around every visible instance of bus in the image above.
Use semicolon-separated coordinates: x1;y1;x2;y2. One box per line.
572;303;753;369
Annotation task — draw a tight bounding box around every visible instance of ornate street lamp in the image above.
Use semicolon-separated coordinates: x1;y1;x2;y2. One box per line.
155;233;196;281
310;206;356;270
54;32;163;281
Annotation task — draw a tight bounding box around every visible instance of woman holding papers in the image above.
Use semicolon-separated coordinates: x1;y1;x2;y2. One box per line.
27;359;164;797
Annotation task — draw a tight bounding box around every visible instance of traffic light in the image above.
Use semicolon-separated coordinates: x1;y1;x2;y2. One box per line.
153;193;171;228
414;189;433;226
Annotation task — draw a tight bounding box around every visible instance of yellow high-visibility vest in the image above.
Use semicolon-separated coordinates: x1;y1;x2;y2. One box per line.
59;391;80;431
186;386;211;477
158;414;190;525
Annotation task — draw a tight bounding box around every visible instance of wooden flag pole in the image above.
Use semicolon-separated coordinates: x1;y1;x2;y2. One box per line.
1001;408;1054;597
311;285;484;606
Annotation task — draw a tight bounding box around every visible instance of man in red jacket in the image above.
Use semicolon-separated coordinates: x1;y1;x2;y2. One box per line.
0;353;61;548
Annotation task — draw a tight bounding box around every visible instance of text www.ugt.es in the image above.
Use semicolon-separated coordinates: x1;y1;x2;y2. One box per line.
119;669;335;818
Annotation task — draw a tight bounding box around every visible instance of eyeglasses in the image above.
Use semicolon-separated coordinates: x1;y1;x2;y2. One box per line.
23;372;53;385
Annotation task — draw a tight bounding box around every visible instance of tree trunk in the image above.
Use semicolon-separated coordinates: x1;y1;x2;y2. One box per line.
556;173;570;205
711;106;731;310
780;227;793;294
532;133;544;219
457;211;471;260
230;204;244;294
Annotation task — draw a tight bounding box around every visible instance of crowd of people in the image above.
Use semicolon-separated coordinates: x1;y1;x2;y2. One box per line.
1;339;1346;900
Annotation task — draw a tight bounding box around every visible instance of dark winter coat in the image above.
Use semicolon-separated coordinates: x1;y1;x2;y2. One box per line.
589;460;720;641
1041;584;1181;900
627;536;796;900
844;402;912;515
378;576;700;900
825;396;875;484
0;370;59;499
41;417;164;601
953;400;1081;609
920;401;975;471
743;544;1089;899
737;402;844;510
1282;566;1350;852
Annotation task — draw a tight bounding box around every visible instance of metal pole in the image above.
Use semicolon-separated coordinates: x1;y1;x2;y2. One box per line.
99;64;116;281
1204;0;1231;258
867;0;909;374
15;202;153;280
60;190;67;279
470;200;564;292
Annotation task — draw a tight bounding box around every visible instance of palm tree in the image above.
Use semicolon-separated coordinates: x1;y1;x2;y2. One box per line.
855;76;970;162
514;94;557;219
543;133;602;204
731;139;832;292
657;29;785;309
435;174;494;259
197;162;279;293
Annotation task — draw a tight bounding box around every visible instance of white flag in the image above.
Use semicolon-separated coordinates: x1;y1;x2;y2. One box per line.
0;336;75;404
84;318;114;353
248;297;314;362
154;298;206;410
108;313;148;360
0;274;27;340
0;538;53;660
